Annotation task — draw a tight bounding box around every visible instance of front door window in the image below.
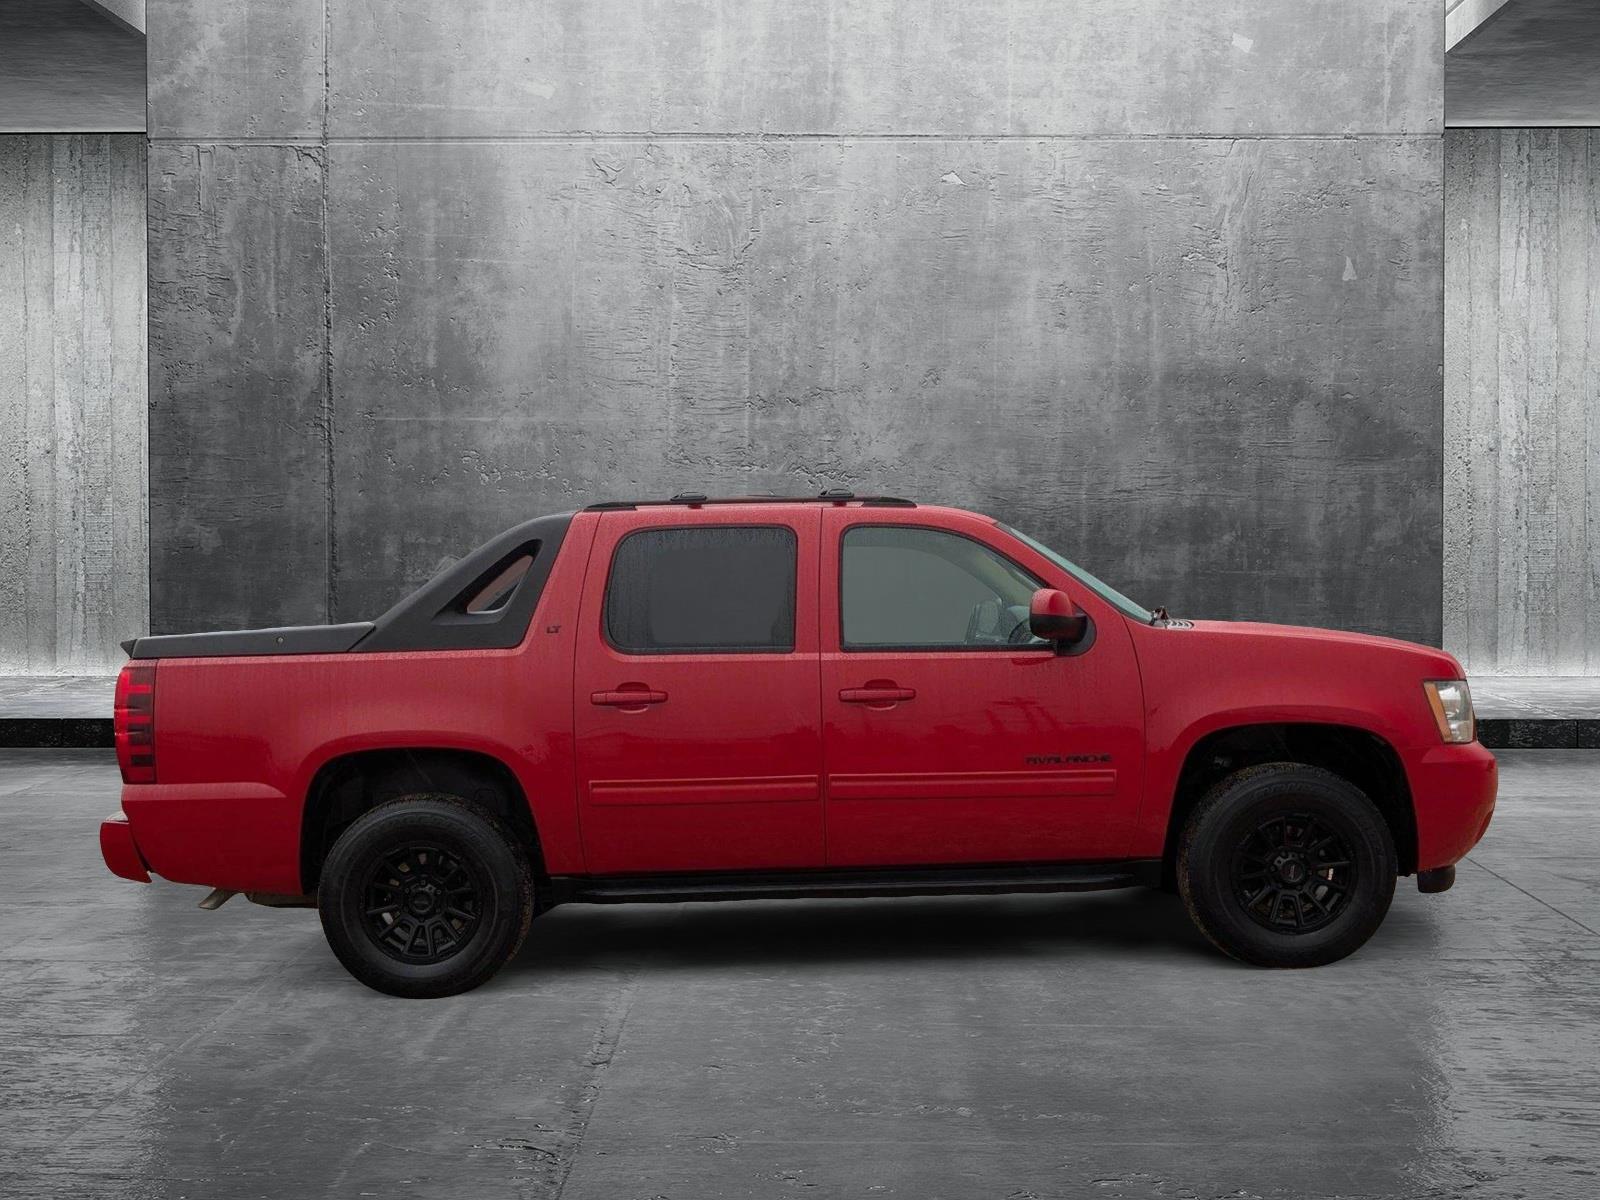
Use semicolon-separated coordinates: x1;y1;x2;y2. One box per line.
841;525;1045;650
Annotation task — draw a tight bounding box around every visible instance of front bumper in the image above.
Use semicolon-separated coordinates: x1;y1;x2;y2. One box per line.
99;811;150;882
1408;741;1498;871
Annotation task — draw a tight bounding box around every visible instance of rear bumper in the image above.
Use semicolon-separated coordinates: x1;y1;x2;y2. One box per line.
99;811;150;882
113;780;302;894
1408;741;1498;872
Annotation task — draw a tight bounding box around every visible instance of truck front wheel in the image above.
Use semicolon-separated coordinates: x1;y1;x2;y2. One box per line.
317;796;534;998
1177;764;1397;968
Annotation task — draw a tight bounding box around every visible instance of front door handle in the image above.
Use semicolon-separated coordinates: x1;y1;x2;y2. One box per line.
839;686;916;704
591;688;669;707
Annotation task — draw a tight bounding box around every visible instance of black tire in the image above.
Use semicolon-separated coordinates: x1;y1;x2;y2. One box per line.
1177;764;1397;968
317;795;534;998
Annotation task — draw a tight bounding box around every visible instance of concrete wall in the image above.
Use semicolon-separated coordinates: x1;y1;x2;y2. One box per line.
148;1;1445;643
0;135;148;674
1445;129;1600;676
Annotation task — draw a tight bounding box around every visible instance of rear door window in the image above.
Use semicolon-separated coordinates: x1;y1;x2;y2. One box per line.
605;526;797;653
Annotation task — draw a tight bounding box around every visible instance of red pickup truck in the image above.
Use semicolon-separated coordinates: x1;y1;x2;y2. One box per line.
101;494;1496;997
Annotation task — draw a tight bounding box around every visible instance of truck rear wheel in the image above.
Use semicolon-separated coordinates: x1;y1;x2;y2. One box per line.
1177;764;1397;968
317;795;533;998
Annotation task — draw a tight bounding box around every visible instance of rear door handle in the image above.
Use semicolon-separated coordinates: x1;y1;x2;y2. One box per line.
591;689;669;706
839;686;916;704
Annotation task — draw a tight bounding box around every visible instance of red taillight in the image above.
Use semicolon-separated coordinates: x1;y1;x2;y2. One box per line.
114;661;157;784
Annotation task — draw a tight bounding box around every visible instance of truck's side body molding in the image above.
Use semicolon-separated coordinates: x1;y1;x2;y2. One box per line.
127;623;375;660
356;512;574;653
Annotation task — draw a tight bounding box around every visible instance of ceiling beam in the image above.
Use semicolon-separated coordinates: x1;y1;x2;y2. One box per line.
1447;0;1516;52
76;0;143;36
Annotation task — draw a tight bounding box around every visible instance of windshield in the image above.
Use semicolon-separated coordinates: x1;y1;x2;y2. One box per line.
997;523;1155;623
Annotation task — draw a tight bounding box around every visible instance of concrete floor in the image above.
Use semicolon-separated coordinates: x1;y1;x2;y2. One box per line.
1;751;1597;1199
1468;677;1600;720
0;677;115;718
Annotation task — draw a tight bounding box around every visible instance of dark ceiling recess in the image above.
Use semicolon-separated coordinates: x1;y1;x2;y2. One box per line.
1448;0;1600;127
0;0;146;133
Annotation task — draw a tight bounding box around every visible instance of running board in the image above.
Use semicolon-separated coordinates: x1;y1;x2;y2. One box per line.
553;860;1161;905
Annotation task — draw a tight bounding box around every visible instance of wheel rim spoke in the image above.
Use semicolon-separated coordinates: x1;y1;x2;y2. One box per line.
1230;808;1357;935
360;840;483;964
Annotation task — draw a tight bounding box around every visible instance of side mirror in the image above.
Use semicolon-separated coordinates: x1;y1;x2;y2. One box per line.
1029;588;1090;651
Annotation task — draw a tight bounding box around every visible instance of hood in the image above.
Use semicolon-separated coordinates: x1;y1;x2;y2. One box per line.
1168;619;1464;676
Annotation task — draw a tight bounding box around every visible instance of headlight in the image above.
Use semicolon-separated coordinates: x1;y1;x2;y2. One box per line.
1424;679;1475;744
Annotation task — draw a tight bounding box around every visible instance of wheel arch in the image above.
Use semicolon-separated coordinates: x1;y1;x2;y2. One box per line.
1160;721;1417;886
299;746;544;894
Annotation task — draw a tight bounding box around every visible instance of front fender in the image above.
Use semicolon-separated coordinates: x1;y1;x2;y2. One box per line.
1134;706;1408;858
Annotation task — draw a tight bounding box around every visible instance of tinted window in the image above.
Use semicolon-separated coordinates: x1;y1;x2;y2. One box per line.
841;526;1043;650
606;526;797;653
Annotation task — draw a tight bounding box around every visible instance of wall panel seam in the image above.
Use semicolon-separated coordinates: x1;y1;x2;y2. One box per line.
145;133;1444;146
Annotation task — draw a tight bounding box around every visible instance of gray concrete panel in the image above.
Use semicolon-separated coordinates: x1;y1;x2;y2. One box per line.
0;136;148;674
147;0;323;138
146;0;1447;640
147;0;1442;140
330;0;1441;137
1444;129;1600;676
329;136;1443;640
147;143;330;632
1;749;1596;1195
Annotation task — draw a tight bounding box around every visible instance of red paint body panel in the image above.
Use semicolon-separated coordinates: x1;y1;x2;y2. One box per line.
101;500;1497;898
1409;744;1498;869
817;506;1146;866
1127;618;1494;868
572;506;825;873
114;514;597;892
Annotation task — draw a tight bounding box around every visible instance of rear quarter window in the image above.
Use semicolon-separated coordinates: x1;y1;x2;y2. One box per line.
463;554;533;614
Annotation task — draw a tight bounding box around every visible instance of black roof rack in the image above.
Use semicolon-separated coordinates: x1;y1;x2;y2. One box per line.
584;491;917;512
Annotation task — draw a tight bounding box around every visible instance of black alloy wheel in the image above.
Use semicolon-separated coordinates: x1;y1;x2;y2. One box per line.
318;795;534;998
1178;763;1397;968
